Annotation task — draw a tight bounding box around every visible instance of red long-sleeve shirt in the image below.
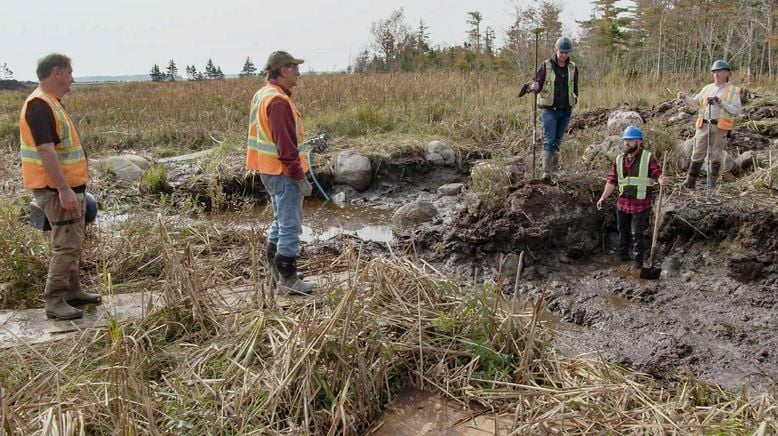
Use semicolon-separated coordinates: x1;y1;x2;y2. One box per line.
267;85;305;181
606;150;662;214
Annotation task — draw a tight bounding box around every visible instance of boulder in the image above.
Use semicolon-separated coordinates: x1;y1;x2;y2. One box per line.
668;111;691;124
735;150;756;172
333;151;372;192
582;135;623;166
425;140;456;166
437;183;465;196
606;111;643;135
392;201;438;231
105;155;151;182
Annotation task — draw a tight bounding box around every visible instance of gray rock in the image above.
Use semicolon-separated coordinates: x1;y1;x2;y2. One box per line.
734;150;756;172
333;151;372;192
437;183;465;196
122;154;152;170
392;201;438;231
607;111;643;135
425;140;456;166
582;135;623;166
105;155;148;182
668;111;691;124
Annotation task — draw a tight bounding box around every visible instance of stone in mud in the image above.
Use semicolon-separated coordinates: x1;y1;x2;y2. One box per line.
437;183;464;196
425;140;456;166
105;155;151;182
734;150;756;172
727;254;766;282
333;151;373;192
606;111;643;135
392;201;438;231
668;111;691;124
582;135;623;166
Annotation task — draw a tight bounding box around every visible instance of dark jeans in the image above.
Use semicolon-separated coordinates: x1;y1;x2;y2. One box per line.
617;209;650;262
541;107;573;152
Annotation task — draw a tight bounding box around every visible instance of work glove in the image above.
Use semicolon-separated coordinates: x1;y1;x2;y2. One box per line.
297;178;313;197
518;82;531;98
707;96;721;105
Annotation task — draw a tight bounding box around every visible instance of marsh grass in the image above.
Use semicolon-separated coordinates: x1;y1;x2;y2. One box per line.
0;197;48;308
0;233;775;434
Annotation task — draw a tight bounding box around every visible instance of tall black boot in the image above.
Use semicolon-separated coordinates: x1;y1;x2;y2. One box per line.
709;161;722;190
267;243;303;281
274;254;315;295
680;160;703;189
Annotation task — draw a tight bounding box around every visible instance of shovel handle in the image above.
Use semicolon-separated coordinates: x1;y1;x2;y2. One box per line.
647;154;667;267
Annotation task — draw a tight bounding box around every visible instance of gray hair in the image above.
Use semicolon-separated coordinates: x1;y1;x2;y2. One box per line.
36;53;71;80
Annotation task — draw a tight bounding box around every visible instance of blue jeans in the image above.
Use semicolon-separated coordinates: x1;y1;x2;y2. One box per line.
260;174;303;258
541;107;572;152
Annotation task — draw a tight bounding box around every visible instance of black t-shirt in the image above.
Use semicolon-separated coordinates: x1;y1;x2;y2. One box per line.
25;98;60;146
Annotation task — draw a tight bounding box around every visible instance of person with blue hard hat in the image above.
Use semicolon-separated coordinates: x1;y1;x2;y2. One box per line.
597;125;667;270
677;59;742;190
528;36;579;183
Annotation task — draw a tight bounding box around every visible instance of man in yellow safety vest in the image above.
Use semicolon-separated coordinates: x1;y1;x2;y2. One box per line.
677;59;742;190
246;51;316;295
19;53;101;320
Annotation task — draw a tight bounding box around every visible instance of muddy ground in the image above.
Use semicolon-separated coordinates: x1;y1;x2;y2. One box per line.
332;161;777;395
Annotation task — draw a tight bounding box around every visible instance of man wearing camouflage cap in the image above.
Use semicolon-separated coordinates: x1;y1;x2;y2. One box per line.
246;50;316;295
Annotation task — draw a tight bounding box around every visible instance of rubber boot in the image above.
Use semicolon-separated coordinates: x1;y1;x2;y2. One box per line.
551;151;559;180
65;270;101;306
45;284;83;320
680;160;703;189
274;254;316;296
709;162;721;190
541;151;552;183
266;243;303;283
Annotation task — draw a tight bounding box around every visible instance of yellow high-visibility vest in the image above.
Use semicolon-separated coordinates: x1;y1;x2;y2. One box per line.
695;83;741;131
19;88;88;189
616;150;652;200
538;59;577;108
246;83;308;175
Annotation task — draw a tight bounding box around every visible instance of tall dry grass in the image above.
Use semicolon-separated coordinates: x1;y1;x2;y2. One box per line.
4;72;774;158
0;230;775;434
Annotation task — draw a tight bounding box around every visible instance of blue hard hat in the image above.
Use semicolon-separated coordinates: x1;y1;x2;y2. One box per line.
622;125;643;140
555;37;573;53
710;59;731;71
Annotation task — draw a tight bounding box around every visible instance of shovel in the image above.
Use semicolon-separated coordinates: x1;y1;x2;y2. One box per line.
640;154;667;280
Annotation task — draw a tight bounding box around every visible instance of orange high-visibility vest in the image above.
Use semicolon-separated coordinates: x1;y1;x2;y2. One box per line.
19;88;88;189
695;83;741;131
246;83;308;175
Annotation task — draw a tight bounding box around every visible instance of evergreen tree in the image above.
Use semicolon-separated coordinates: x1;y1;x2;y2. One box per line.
166;59;178;81
204;58;217;79
150;64;165;82
0;62;13;80
467;11;483;51
186;65;204;81
214;66;225;79
239;57;257;77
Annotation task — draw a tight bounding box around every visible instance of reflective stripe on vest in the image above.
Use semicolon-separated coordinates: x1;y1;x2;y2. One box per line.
19;88;88;189
538;59;577;108
616;150;652;200
246;83;308;175
695;83;740;131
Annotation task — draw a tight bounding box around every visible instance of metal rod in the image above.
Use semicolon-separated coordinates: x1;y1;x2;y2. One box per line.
706;103;712;201
531;28;544;180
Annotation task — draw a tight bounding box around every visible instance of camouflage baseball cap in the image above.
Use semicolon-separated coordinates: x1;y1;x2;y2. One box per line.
264;51;304;73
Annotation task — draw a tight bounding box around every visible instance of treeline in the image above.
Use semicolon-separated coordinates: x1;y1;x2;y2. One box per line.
353;0;777;78
149;57;259;82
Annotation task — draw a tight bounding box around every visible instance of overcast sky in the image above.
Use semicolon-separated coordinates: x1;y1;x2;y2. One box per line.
2;0;595;81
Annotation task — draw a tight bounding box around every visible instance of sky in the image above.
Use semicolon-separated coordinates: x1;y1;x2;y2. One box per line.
2;0;595;81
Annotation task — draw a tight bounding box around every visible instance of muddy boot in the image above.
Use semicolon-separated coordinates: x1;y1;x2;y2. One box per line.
679;160;702;189
541;151;552;183
709;162;721;190
551;151;560;179
65;270;101;306
266;243;303;283
45;284;83;320
274;254;316;296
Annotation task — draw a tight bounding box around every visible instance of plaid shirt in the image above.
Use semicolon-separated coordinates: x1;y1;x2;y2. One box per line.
607;150;662;214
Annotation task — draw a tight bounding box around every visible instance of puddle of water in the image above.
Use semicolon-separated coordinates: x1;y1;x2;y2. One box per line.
607;294;632;309
222;200;394;243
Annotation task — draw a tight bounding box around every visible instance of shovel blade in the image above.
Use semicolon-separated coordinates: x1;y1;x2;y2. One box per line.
639;266;661;280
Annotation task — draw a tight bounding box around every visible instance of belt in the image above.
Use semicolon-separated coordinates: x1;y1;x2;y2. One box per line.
701;119;718;125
